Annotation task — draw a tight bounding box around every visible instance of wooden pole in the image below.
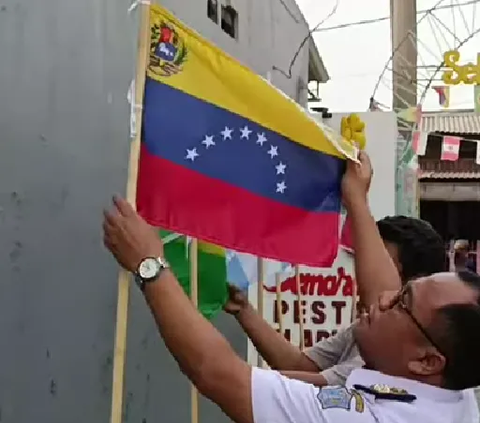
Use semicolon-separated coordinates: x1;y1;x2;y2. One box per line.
256;258;265;367
189;239;199;423
294;265;304;350
275;273;283;335
476;240;480;273
350;278;358;323
110;4;151;423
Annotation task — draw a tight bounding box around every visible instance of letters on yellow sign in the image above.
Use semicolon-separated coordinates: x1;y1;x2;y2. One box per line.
442;50;480;85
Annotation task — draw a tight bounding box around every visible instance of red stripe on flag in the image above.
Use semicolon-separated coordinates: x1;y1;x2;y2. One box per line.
137;146;340;266
340;217;354;253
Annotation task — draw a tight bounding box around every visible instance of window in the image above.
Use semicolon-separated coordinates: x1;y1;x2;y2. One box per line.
207;0;218;23
221;5;238;39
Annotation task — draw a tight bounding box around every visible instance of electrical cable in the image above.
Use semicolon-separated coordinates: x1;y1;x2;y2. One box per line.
273;0;339;79
315;0;480;33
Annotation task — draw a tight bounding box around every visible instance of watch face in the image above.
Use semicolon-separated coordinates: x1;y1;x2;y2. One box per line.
138;258;160;280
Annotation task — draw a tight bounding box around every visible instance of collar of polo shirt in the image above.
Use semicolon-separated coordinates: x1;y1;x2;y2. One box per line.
347;369;463;403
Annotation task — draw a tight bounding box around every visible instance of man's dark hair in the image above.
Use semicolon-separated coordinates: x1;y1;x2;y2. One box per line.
437;270;480;390
376;216;446;281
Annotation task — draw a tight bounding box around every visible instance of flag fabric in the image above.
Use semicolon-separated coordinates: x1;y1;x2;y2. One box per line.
397;106;422;124
412;131;428;156
440;136;461;161
474;85;480;113
137;5;347;267
432;86;450;108
340;217;353;253
160;230;228;319
226;250;292;290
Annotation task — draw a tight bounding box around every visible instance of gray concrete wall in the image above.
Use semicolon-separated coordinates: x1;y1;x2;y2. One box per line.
0;0;314;422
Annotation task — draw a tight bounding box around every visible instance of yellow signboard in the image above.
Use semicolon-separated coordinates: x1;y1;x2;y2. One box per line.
442;50;480;85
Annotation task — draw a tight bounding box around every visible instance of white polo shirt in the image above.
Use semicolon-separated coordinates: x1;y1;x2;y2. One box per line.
252;367;471;423
304;325;478;423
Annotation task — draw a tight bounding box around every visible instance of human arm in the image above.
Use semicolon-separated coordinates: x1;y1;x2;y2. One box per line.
281;359;362;387
225;285;320;371
342;152;402;306
103;197;252;423
281;370;329;386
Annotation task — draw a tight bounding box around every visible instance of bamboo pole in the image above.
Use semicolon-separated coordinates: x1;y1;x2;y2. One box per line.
275;273;283;335
110;4;151;423
256;257;265;367
294;265;304;350
189;239;199;423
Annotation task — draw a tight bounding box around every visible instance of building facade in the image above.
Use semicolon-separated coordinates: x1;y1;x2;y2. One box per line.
418;109;480;268
164;0;329;104
0;0;328;422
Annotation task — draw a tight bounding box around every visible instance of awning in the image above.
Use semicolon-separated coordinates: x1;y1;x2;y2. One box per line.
419;171;480;179
421;110;480;134
308;39;329;83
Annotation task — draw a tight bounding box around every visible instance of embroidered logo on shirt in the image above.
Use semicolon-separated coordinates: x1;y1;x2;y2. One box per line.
317;386;365;412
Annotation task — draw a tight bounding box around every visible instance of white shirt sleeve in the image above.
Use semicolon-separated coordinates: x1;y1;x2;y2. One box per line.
251;367;374;423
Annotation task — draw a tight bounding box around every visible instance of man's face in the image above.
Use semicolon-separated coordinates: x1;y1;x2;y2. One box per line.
354;273;478;381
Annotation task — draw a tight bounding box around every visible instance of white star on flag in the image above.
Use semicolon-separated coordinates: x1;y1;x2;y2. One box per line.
221;127;233;140
267;145;278;158
275;162;286;175
256;133;267;146
186;126;288;197
276;181;287;193
185;148;199;161
202;135;215;148
240;126;252;139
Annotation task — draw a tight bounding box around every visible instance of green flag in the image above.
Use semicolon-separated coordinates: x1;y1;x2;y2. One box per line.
160;230;228;320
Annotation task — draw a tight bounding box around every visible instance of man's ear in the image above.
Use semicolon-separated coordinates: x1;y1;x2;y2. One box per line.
407;348;445;376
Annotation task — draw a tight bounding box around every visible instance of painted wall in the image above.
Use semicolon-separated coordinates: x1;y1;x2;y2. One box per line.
0;0;319;422
324;112;397;219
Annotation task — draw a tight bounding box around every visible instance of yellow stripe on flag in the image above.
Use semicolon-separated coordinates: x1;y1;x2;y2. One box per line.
147;5;345;159
198;241;225;258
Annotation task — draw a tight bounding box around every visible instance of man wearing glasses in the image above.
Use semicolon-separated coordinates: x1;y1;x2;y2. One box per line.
222;179;478;422
223;216;449;387
103;152;480;423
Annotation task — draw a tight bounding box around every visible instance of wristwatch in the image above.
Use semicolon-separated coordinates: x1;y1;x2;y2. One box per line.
134;256;169;291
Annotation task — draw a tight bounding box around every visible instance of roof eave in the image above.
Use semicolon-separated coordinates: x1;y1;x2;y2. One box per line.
308;38;329;83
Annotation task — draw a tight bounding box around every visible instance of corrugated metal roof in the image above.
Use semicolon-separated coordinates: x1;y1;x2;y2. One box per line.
419;171;480;179
421;110;480;134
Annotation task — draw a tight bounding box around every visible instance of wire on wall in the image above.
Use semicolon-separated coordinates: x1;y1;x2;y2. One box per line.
273;0;339;80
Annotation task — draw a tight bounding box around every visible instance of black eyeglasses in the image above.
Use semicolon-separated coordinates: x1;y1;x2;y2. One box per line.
395;283;448;361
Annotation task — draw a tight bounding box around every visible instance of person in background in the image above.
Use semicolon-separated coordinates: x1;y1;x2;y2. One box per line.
224;216;447;387
102;152;480;423
454;240;477;273
224;218;479;423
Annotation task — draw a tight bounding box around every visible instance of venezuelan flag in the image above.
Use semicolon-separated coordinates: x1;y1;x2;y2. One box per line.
137;5;346;266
